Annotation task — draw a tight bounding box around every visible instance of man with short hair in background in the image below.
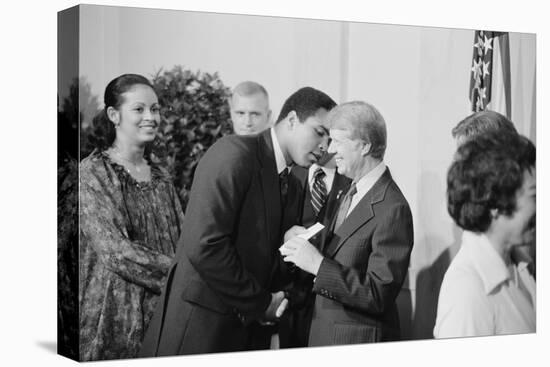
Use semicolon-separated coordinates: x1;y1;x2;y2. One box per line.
230;81;272;135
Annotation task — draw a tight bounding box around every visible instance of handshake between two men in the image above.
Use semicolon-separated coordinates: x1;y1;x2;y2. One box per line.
264;223;326;322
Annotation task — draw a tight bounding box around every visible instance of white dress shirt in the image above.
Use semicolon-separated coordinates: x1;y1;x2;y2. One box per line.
434;231;536;338
269;127;290;350
308;163;336;193
270;128;291;174
346;161;386;217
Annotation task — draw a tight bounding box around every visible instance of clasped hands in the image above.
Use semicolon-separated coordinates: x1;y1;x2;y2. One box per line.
279;225;324;276
260;226;324;325
260;291;289;325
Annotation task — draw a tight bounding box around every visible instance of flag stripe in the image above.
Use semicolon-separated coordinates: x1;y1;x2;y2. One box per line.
489;36;506;115
499;33;512;117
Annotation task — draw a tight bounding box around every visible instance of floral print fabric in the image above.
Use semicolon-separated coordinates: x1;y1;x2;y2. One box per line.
79;151;184;361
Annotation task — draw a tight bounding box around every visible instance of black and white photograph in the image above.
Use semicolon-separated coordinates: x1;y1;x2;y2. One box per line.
2;1;548;366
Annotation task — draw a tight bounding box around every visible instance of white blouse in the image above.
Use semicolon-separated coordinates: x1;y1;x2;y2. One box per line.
434;231;536;338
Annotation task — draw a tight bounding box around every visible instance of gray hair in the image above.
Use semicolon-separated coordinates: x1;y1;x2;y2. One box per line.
327;101;387;159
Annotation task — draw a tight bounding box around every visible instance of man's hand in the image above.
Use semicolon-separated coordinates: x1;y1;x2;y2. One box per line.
280;237;324;275
263;291;289;323
284;225;307;243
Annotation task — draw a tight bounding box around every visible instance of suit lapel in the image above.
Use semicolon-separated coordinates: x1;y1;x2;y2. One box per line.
321;172;351;224
290;166;310;226
319;173;350;252
324;168;392;258
258;131;281;247
282;172;303;233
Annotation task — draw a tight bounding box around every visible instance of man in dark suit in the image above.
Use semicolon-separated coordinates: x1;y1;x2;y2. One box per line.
294;155;351;231
280;155;350;348
280;101;414;346
139;87;336;356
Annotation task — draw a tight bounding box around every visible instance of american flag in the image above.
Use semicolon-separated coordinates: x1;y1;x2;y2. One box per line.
469;30;511;117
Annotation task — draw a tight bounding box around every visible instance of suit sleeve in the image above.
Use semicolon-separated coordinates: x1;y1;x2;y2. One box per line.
312;203;413;314
182;139;271;319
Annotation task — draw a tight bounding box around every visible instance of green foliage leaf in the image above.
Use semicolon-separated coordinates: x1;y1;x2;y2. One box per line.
151;66;233;209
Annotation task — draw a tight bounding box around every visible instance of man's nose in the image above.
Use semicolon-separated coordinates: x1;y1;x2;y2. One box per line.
319;136;330;151
327;140;336;154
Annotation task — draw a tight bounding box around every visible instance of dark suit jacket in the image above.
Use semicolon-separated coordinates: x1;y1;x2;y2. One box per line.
139;130;301;356
308;168;413;346
280;166;351;348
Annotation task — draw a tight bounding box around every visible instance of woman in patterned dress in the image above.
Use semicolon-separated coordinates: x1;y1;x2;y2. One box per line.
79;74;184;361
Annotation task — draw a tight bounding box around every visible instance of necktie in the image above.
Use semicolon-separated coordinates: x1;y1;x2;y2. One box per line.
279;168;289;208
311;168;327;216
333;183;357;231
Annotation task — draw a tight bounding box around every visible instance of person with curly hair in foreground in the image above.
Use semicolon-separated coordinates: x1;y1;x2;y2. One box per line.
451;110;535;277
434;132;536;338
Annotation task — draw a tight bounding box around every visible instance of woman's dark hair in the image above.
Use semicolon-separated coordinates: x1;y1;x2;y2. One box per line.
447;132;535;233
88;74;156;152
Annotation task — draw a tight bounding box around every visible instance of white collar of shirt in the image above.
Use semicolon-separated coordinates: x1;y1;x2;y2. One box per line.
270;128;290;174
308;163;336;193
461;231;512;295
516;261;536;311
346;161;386;216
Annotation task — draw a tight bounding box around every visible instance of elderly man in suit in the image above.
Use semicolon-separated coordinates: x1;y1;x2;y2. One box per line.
139;87;336;356
281;101;414;345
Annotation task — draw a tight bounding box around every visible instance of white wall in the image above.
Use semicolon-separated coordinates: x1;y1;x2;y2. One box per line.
79;5;344;121
510;32;537;140
77;4;536;339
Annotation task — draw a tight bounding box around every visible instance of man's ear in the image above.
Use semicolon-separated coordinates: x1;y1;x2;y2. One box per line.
361;142;372;156
106;106;120;126
286;110;298;129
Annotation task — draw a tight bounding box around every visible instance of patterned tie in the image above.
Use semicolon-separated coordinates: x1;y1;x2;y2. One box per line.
279;168;289;208
311;168;327;216
333;183;357;231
